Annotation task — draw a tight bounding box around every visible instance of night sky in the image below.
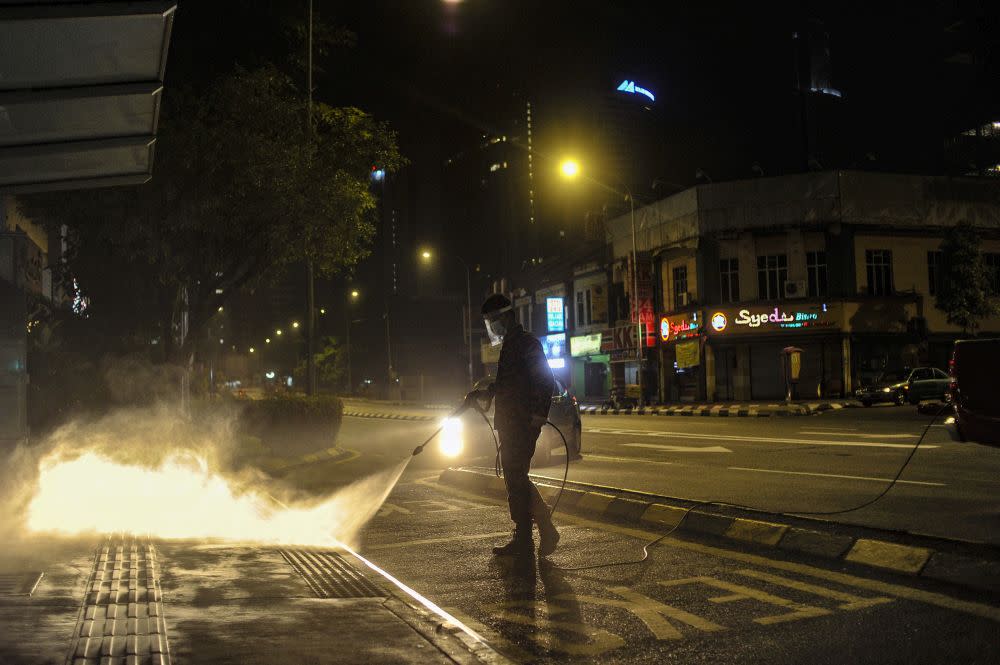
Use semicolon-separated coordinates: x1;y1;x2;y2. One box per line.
171;2;998;186
164;1;998;380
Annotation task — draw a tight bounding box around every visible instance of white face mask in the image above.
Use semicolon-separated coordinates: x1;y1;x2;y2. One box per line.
484;306;513;347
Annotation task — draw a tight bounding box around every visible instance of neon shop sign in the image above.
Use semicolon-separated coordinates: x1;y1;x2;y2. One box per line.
616;79;655;102
711;305;830;332
659;313;701;342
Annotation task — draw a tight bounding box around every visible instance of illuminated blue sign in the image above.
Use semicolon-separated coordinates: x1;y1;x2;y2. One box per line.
616;79;655;102
546;297;565;332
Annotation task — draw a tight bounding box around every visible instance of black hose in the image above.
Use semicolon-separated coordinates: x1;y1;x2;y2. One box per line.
552;402;948;572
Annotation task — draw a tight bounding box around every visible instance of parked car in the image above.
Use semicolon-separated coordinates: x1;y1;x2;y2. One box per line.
855;367;950;406
437;376;582;467
945;339;1000;448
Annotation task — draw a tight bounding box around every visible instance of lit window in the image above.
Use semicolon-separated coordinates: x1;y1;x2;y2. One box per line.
927;250;942;296
865;249;894;296
719;258;739;303
806;251;828;297
756;254;787;300
673;265;688;310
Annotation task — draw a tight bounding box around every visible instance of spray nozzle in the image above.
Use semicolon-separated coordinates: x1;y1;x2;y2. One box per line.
410;396;480;457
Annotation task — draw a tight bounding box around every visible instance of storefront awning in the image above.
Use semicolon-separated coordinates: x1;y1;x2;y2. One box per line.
0;1;176;193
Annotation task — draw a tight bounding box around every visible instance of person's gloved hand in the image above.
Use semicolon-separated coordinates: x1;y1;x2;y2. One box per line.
464;389;492;412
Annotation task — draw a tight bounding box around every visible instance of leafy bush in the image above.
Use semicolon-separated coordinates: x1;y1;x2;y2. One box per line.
239;393;344;428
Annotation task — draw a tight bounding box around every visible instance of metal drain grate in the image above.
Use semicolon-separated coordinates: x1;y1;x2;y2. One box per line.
281;549;386;599
0;572;43;597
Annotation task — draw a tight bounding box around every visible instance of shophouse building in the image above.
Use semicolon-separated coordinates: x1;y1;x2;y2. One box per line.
605;171;1000;402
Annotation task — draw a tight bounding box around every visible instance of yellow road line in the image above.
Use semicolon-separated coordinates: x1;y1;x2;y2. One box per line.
420;476;1000;623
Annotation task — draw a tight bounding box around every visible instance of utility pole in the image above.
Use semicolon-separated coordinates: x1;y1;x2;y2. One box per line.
626;188;644;408
305;0;317;395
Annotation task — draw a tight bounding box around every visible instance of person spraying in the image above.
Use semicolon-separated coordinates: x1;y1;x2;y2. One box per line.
468;294;560;557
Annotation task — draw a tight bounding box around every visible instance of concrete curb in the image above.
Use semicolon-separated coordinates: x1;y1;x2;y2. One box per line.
343;410;439;422
579;401;857;417
437;467;1000;595
340;549;514;665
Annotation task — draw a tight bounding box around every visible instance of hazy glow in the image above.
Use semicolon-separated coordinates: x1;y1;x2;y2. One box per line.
439;417;464;457
560;159;580;178
26;451;407;547
421;250;432;260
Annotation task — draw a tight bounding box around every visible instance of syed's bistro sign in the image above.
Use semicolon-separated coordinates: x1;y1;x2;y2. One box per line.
708;303;840;335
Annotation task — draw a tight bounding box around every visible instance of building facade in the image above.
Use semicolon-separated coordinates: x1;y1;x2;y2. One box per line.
604;171;1000;403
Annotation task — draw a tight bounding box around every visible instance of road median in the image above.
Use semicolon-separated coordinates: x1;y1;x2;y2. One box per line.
437;467;1000;595
580;401;859;417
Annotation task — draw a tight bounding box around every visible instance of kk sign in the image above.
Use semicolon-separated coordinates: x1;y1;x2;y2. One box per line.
709;303;840;335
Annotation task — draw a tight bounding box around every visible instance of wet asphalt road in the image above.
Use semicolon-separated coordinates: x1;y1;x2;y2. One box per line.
294;411;1000;664
358;472;999;664
318;407;1000;545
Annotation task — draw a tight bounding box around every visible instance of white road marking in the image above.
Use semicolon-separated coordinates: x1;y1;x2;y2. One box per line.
727;466;946;486
585;453;675;465
801;426;857;431
623;443;732;453
584;427;938;449
799;431;917;438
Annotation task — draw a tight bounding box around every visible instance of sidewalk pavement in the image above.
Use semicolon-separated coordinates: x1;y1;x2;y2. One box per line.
0;534;511;665
438;467;1000;595
579;400;860;417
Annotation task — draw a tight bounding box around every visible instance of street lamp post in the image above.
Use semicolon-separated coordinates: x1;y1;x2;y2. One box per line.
346;289;359;394
420;249;475;390
560;159;645;407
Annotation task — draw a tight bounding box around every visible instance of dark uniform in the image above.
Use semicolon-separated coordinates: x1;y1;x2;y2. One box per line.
491;323;555;530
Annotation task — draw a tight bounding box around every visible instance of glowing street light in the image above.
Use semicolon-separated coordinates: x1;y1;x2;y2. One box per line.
276;329;283;336
417;247;474;389
265;338;271;344
560;157;644;406
292;321;300;329
320;308;326;315
217;306;224;312
249;347;255;354
351;290;360;299
560;158;580;179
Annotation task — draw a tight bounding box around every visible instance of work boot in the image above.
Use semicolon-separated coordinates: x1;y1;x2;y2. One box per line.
492;527;533;556
537;520;560;557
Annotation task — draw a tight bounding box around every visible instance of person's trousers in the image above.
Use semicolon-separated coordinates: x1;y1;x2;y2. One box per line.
499;424;552;530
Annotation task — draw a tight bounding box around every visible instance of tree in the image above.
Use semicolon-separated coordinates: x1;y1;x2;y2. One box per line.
936;222;998;335
20;65;404;366
294;336;347;390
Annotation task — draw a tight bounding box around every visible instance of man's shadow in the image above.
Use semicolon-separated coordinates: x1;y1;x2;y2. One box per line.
489;553;583;654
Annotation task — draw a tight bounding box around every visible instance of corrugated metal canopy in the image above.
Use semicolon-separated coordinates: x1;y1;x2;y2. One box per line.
0;1;175;193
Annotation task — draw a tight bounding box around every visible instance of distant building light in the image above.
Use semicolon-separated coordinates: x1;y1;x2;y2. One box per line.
371;167;386;181
265;371;276;379
217;306;223;312
219;338;224;344
249;347;255;353
810;86;843;98
265;338;271;344
215;288;224;295
489;163;501;172
616;79;655;102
